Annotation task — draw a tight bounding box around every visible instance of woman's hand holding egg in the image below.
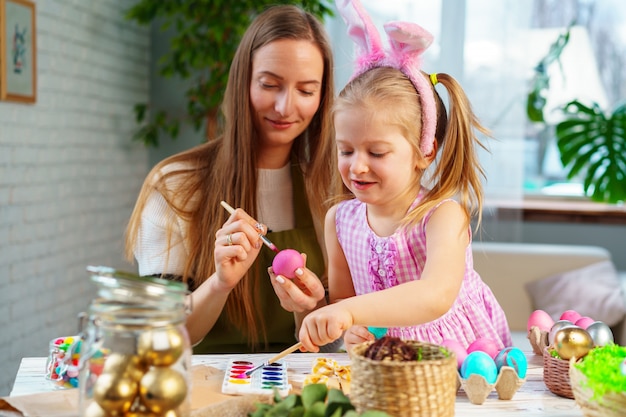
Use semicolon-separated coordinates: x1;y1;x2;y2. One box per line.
272;249;305;279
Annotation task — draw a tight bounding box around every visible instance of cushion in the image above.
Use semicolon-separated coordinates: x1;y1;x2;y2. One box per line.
525;260;626;326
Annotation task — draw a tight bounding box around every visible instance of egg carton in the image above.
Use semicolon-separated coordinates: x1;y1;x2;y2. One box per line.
456;366;526;405
528;326;549;355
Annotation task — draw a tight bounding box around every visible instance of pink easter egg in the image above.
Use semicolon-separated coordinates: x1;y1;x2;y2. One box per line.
441;339;468;369
467;338;501;359
560;309;582;323
272;249;304;279
575;316;595;329
527;309;555;332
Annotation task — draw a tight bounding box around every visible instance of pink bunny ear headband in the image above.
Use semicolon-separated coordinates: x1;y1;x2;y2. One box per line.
335;0;438;156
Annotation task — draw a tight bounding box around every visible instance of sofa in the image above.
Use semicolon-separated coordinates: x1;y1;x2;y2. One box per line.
472;241;626;346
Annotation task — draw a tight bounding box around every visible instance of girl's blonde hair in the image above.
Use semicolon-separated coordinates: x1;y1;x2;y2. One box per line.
332;66;489;229
125;5;337;348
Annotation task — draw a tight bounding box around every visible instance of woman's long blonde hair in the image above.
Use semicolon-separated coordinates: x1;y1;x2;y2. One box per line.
332;67;489;229
125;5;337;346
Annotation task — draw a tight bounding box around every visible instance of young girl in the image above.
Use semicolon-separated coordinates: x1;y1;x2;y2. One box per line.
297;0;512;353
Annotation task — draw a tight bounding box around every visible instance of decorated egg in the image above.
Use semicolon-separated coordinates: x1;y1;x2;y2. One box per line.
527;309;554;332
367;326;388;340
548;320;575;346
621;359;626;376
441;339;467;369
467;338;500;359
461;351;498;384
585;321;614;346
559;309;582;323
554;327;593;360
494;347;528;378
574;316;595;329
272;249;304;279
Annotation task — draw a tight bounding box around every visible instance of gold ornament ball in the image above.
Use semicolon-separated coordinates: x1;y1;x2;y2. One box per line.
554;327;593;360
138;328;185;366
102;353;147;382
139;367;188;413
93;372;138;413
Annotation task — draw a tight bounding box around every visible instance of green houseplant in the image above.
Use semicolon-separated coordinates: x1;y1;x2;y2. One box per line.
125;0;334;147
555;100;626;204
526;25;626;204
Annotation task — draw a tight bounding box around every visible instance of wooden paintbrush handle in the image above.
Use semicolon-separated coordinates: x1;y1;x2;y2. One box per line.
245;341;304;377
267;341;303;364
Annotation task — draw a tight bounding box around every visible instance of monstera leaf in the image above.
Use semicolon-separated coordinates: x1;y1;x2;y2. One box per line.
556;100;626;204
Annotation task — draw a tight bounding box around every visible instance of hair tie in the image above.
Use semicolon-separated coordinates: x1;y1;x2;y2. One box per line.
430;73;438;86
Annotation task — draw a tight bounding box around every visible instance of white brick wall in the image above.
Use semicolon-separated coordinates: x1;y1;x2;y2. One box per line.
0;0;150;395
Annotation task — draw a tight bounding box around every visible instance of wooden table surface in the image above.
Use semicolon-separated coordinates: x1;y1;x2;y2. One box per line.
10;349;583;416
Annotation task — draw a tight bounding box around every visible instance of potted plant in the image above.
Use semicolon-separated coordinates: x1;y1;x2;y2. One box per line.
125;0;334;148
527;25;626;204
555;100;626;204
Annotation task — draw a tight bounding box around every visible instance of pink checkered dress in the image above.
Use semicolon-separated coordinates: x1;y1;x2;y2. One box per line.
335;196;513;349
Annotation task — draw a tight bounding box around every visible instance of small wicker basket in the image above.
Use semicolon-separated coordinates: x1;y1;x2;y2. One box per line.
349;340;457;417
569;360;626;417
543;346;574;399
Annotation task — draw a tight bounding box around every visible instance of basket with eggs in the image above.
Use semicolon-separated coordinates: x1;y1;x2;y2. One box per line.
527;309;616;399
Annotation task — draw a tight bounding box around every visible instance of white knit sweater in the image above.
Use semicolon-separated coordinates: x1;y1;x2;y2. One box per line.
134;164;294;276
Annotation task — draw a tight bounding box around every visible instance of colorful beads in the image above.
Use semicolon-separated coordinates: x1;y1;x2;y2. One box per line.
45;336;82;389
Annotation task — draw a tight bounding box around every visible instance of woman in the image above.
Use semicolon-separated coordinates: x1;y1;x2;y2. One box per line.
125;5;341;353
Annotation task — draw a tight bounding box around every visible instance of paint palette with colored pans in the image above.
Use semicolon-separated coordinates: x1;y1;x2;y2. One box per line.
221;359;291;396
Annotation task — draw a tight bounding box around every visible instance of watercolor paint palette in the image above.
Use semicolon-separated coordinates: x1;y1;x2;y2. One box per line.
221;359;291;396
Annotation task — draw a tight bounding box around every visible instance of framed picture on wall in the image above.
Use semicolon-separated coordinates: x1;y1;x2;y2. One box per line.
0;0;36;103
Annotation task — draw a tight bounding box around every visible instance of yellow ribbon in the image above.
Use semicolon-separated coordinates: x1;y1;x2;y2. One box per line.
303;358;351;389
430;73;438;86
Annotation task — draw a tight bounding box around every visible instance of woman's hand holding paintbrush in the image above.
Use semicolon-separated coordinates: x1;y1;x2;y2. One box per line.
220;201;305;278
220;201;279;253
220;201;324;312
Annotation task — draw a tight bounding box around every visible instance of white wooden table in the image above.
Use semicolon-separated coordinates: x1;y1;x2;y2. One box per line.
10;350;583;416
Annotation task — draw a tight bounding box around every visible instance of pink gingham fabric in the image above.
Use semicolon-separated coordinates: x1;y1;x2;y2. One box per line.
335;194;512;349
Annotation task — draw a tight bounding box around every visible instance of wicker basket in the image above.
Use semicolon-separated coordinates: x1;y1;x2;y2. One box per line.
349;340;457;417
569;360;626;417
542;346;574;399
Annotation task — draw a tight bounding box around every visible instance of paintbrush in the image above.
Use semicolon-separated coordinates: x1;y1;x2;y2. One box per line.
220;200;280;253
245;341;303;377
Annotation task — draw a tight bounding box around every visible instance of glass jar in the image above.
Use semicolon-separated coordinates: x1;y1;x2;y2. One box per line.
45;335;82;389
79;266;192;417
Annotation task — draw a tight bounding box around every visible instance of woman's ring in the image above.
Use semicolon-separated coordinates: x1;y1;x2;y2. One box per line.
227;233;233;246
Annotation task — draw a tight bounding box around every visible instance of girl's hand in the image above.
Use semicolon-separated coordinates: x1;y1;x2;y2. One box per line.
298;303;353;352
213;208;265;291
268;253;326;312
343;325;374;353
